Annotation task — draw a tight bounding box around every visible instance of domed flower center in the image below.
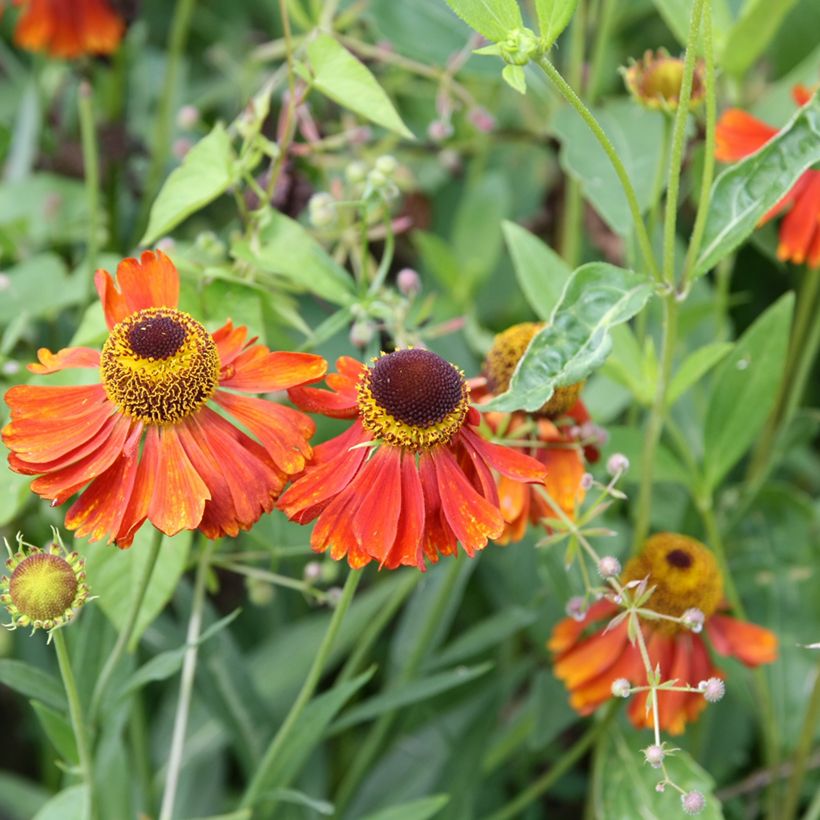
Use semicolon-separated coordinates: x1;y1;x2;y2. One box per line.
623;533;724;634
100;307;220;425
357;349;469;450
483;322;583;418
9;553;78;623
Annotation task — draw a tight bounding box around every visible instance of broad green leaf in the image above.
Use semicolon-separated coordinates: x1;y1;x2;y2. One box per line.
0;773;49;820
305;35;413;139
141;123;238;245
482;263;653;412
703;293;793;491
30;701;77;765
667;342;734;405
722;0;801;76
552;100;666;236
535;0;579;48
694;95;820;277
605;426;691;485
0;253;82;324
530;669;577;749
82;530;192;650
250;669;375;798
413;231;460;292
443;0;522;41
32;786;89;820
359;795;450;820
232;211;356;306
331;662;493;732
0;660;66;711
502;220;571;320
595;726;723;819
600;324;653;404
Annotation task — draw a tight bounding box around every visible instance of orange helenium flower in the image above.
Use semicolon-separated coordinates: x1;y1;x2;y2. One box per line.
278;349;547;570
549;533;778;734
2;251;326;547
4;0;125;58
715;85;820;268
478;323;598;544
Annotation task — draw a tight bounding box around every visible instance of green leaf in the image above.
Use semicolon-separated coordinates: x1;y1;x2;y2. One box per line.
443;0;522;41
305;35;413;139
29;701;78;765
482;263;653;412
0;441;32;527
0;253;82;325
502;220;571;320
331;662;493;732
649;0;733;53
263;790;334;815
0;660;66;712
232;211;356;306
595;726;724;819
141;123;238;245
82;529;192;650
703;293;793;491
722;0;801;76
605;426;691;485
535;0;579;48
501;64;527;94
32;786;89;820
413;231;461;292
358;795;451;820
552;100;666;236
694;95;820;277
0;773;49;820
667;342;734;406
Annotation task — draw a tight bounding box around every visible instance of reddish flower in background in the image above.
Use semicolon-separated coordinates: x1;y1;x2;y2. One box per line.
478;323;600;544
279;349;546;570
4;0;125;58
2;251;326;546
549;533;778;734
715;85;820;268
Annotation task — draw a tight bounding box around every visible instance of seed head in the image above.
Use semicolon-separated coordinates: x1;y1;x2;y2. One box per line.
607;453;630;476
643;744;665;768
681;791;706;815
699;677;725;703
611;677;631;698
598;556;622;579
565;596;587;622
681;607;705;632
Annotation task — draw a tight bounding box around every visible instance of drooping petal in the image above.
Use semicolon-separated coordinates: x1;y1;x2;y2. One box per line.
432;446;504;556
28;347;101;374
706;614;778;666
147;425;210;536
353;446;402;565
540;446;585;518
115;426;160;547
654;636;693;735
715;109;777;162
554;621;630;689
219;348;327;392
286;356;362;418
459;427;547;483
548;600;620;654
776;170;820;266
212;390;314;475
384;454;426;570
569;641;643;715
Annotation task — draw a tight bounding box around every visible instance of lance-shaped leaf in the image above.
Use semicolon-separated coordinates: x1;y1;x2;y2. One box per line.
481;263;653;413
535;0;579;48
444;0;523;42
694;93;820;277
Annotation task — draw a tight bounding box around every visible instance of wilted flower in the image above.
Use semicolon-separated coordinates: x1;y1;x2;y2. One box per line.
623;49;705;112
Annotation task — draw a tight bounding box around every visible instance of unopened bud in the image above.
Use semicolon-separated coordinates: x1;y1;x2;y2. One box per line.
303;561;322;583
468;107;496;133
580;472;594;491
155;237;176;253
606;453;630;476
565;595;586;622
397;268;421;297
699;677;725;703
427;119;453;142
643;744;665;768
308;192;337;228
326;586;343;608
681;607;705;633
245;577;275;607
349;320;375;349
597;556;621;579
438;148;462;173
681;791;706;815
375;154;398;176
345;161;368;185
611;678;631;698
177;104;200;130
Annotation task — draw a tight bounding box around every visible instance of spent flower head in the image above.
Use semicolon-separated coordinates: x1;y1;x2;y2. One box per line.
1;530;90;638
643;744;665;768
623;49;705;112
681;791;706;815
699;677;726;703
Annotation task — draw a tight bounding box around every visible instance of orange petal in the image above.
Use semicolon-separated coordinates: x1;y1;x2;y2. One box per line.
148;424;210;536
497;474;528;524
569;641;643;715
706;614;778;666
554;621;629;689
287;384;359;418
793;84;813;106
117;250;180;315
654;636;692;735
213;390;314;475
431;446;503;557
384;453;426;570
777;170;820;265
311;468;370;567
115;426;160;548
220;348;327;392
353;446;402;565
4;383;107;420
27;346;100;374
211;320;250;367
548;600;620;654
715;109;777;162
541;446;585;518
94;269;130;330
460;427;546;483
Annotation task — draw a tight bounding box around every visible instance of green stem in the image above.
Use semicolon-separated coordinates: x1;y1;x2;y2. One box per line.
78;81;100;309
334;559;464;814
136;0;197;242
535;55;661;282
585;0;614;104
53;630;96;820
662;0;706;285
632;297;678;551
782;662;820;820
484;701;619;820
648;114;673;240
682;0;716;291
89;527;163;725
158;538;216;820
241;568;362;813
